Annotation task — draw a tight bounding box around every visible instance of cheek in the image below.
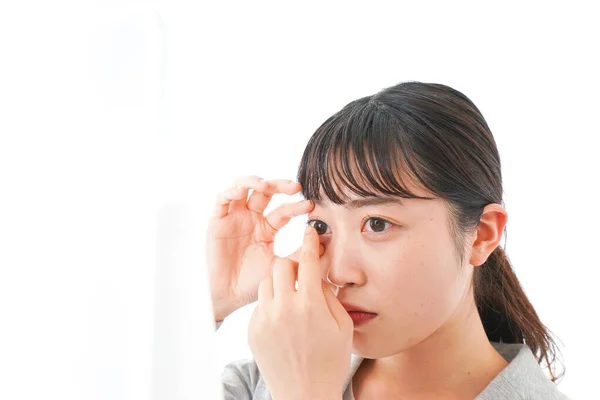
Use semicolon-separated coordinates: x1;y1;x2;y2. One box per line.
375;235;461;324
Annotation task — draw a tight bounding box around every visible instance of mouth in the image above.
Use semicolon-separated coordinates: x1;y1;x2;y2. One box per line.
347;311;377;326
340;302;375;314
340;302;377;326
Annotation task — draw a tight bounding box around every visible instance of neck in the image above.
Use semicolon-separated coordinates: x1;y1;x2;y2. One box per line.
359;293;508;398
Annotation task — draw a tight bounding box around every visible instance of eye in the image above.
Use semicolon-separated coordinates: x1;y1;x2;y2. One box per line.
306;219;330;235
363;217;393;233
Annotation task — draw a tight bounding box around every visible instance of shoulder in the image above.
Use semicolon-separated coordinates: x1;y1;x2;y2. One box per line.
476;342;571;400
220;353;364;400
221;357;270;399
216;321;272;399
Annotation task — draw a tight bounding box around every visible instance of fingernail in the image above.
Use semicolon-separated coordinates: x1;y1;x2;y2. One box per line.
305;225;312;235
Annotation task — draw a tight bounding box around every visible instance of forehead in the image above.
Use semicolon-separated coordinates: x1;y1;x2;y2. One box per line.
311;175;435;209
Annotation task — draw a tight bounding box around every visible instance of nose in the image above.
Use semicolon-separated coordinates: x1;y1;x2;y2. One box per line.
322;237;366;288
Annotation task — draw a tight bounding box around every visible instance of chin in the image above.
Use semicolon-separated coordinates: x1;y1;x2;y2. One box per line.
351;335;397;359
351;329;421;359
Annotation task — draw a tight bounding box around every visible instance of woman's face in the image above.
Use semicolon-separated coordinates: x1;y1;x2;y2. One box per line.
308;185;474;359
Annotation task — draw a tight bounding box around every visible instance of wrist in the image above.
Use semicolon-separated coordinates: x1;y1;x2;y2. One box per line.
213;305;232;323
212;295;242;322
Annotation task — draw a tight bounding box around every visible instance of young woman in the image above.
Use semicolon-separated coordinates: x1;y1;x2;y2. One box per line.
208;81;569;399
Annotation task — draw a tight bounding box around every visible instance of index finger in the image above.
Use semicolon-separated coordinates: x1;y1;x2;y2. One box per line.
246;179;302;214
286;243;325;264
297;225;323;296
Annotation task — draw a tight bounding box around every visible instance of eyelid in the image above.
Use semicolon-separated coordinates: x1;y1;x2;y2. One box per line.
362;215;395;232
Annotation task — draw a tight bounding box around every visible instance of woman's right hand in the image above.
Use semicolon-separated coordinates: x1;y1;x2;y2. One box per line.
207;175;320;322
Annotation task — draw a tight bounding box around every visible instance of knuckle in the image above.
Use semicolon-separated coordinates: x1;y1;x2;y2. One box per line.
298;296;316;313
301;247;317;260
264;215;280;230
216;192;229;204
275;208;293;220
271;307;287;324
266;180;288;192
234;175;261;187
280;202;300;215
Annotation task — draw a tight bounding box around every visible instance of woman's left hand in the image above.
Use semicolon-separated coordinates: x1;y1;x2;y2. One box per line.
248;225;354;400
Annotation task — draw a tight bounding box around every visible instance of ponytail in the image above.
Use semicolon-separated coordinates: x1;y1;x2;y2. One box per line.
473;246;565;383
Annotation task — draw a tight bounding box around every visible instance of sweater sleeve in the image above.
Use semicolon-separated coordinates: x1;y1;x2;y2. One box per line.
215;319;263;400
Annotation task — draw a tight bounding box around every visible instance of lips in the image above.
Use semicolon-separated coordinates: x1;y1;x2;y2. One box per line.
339;302;377;326
340;302;376;314
347;311;377;326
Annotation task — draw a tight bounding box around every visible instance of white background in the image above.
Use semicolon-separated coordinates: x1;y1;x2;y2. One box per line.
0;1;597;399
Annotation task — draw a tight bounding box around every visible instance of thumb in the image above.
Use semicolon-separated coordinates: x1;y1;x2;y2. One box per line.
322;286;352;331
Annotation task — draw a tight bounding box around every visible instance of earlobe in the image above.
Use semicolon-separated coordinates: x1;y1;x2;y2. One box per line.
468;203;508;267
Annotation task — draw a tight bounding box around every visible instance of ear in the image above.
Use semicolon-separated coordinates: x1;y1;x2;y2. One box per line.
469;203;508;267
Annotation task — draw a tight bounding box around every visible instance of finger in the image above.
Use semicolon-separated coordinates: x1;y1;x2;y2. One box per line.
297;225;322;297
248;304;261;353
286;243;324;264
246;179;302;214
212;186;247;219
229;176;269;211
263;200;314;236
272;247;324;294
257;275;274;306
274;255;299;291
323;286;352;330
322;276;340;297
272;257;297;300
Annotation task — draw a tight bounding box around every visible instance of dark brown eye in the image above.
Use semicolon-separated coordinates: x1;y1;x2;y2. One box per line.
307;220;329;235
366;217;391;233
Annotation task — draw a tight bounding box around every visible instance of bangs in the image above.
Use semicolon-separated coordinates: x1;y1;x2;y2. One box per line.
297;99;436;205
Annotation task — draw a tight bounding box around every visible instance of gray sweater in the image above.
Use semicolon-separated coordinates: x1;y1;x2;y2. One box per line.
216;321;570;399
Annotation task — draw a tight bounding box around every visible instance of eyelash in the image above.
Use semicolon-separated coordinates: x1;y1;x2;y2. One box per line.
305;215;395;235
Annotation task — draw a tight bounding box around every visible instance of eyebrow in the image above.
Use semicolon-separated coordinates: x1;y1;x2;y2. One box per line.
313;196;405;209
